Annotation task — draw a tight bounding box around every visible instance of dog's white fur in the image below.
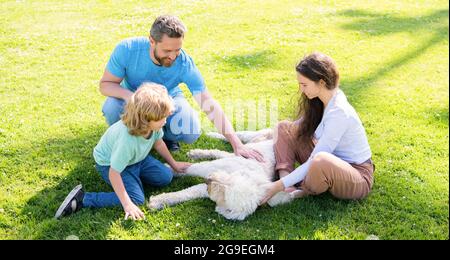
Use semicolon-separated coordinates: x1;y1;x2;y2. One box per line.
148;129;301;220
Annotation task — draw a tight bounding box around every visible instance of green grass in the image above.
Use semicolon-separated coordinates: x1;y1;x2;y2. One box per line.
0;0;448;240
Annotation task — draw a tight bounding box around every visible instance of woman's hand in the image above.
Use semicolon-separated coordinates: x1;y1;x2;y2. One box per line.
171;161;192;173
259;180;285;205
123;203;145;221
234;144;265;162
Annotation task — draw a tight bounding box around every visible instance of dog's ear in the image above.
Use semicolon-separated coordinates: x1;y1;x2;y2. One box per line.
208;181;227;206
208;172;232;185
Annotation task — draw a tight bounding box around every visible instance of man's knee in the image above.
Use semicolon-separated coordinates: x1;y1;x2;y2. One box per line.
166;108;202;144
181;116;201;143
102;97;125;126
181;133;201;144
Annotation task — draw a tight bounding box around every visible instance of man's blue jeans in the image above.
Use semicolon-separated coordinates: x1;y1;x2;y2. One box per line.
83;155;173;208
102;94;201;144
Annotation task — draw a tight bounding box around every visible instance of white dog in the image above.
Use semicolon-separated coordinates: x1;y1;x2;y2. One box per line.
148;129;304;220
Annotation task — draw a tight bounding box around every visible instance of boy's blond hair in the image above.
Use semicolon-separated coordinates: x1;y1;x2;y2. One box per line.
121;83;175;136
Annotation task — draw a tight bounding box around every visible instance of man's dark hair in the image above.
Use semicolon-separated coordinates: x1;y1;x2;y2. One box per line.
150;15;186;42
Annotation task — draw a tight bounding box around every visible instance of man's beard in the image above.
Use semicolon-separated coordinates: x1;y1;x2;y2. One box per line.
154;49;174;67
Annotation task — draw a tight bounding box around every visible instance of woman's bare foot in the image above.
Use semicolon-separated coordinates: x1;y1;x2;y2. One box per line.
284;186;298;193
284;186;307;199
290;189;306;199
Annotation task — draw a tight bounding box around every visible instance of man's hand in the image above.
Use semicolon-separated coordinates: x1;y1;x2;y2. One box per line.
171;161;192;173
123;203;145;221
234;144;265;162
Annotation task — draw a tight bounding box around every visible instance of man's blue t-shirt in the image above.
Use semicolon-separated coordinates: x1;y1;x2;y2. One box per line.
106;37;206;97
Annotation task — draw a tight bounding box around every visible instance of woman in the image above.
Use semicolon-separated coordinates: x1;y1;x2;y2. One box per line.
261;52;375;204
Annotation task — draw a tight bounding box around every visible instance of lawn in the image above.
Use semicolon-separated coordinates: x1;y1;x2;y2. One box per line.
0;0;448;240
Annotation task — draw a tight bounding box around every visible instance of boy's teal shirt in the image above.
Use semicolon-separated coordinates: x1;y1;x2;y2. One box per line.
93;120;164;173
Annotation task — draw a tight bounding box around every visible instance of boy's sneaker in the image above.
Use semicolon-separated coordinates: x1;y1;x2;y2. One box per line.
55;184;84;219
163;139;180;152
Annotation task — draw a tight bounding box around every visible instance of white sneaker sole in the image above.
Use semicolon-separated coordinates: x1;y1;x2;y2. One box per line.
54;184;82;219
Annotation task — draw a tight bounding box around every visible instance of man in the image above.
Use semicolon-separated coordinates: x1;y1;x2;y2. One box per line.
99;15;263;161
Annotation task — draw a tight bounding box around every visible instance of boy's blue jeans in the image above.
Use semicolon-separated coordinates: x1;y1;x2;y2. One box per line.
102;94;201;144
83;155;173;208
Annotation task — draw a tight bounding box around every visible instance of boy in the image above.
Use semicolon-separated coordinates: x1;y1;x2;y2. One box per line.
55;83;191;220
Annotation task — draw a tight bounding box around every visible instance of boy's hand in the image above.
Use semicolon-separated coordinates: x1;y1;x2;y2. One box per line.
171;161;192;173
123;203;145;221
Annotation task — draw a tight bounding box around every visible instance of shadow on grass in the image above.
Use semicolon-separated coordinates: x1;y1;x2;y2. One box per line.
337;9;448;99
18;124;112;239
338;9;448;36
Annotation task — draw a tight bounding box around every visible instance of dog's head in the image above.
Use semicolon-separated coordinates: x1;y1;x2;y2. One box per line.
206;171;266;220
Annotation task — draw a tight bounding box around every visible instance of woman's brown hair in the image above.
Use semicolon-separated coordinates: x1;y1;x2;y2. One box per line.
295;52;340;144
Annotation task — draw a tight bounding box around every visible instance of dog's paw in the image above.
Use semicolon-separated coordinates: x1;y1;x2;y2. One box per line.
206;132;227;141
187;149;205;160
147;196;166;211
267;191;294;207
289;189;306;199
